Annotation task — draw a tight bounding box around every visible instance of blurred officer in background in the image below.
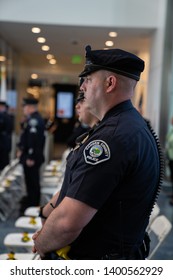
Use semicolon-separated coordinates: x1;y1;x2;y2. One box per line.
73;90;99;148
75;90;99;129
0;101;13;171
17;97;45;210
67;81;99;149
66;92;89;149
32;46;163;260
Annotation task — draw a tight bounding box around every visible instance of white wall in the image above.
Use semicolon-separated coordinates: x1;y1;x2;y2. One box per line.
0;0;163;28
146;0;168;135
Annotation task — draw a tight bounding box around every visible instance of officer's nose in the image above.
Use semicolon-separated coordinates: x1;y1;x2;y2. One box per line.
75;103;79;110
80;81;86;92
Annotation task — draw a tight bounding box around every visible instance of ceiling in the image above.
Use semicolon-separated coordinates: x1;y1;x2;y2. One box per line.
0;21;153;84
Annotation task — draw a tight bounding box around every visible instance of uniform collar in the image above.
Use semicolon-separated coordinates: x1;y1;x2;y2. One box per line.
75;122;100;147
28;111;38;118
102;100;133;122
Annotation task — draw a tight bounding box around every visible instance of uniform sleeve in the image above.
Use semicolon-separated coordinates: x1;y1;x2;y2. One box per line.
66;134;130;210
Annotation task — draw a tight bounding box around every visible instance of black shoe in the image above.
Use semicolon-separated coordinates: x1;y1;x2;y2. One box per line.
169;198;173;206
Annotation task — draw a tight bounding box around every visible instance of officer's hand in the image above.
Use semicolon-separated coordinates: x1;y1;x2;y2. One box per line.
32;230;41;253
32;245;37;253
32;231;45;259
32;230;41;240
16;150;22;158
26;159;35;166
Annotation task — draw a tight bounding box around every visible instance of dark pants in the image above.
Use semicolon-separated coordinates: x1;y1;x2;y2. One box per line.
0;149;9;171
23;164;41;206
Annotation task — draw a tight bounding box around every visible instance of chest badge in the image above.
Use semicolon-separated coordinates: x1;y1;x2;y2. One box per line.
84;140;110;165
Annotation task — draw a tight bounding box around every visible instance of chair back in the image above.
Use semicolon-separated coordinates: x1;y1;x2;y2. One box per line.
147;203;160;231
148;215;172;259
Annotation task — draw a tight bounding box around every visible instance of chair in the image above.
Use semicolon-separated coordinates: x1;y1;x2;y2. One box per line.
147;203;160;231
15;216;42;230
0;186;5;193
0;159;19;180
0;164;11;178
24;206;40;217
4;232;34;252
41;180;62;203
0;252;38;260
148;215;172;259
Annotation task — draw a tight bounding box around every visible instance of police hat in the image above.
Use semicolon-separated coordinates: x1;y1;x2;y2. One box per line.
79;77;84;87
79;45;144;81
22;97;38;106
76;91;85;104
0;101;7;106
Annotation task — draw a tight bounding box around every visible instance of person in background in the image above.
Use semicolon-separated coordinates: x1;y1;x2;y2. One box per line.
17;97;45;210
0;101;13;171
32;46;163;260
72;90;99;149
5;103;15;155
66;111;89;149
66;79;92;149
67;85;99;149
75;90;99;129
166;116;173;206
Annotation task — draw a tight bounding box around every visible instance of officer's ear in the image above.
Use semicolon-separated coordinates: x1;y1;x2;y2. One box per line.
106;75;117;92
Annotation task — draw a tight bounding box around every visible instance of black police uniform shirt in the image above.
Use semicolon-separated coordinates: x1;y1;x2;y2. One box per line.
56;100;160;259
0;111;13;151
0;111;13;169
18;111;45;166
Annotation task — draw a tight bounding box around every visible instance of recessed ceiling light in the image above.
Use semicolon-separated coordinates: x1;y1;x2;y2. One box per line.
49;59;56;65
41;45;50;51
31;27;41;33
105;40;114;47
46;54;54;60
109;31;118;37
0;55;6;62
31;73;38;79
37;37;46;43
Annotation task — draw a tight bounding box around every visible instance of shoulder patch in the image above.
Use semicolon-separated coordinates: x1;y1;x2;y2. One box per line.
29;118;38;127
83;140;110;165
29;118;38;133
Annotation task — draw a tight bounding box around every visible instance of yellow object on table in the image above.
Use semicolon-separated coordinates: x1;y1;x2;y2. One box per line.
21;232;31;242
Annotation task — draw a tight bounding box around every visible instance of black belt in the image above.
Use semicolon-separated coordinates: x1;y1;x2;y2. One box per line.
102;233;151;260
102;250;144;260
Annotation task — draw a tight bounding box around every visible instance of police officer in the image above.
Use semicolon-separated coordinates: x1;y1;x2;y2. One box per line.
32;46;163;260
67;90;99;149
75;91;99;129
0;101;13;171
72;90;99;149
17;97;45;209
66;91;89;149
